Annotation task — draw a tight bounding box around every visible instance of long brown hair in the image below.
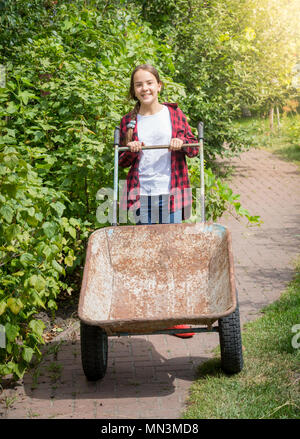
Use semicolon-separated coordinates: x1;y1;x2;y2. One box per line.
125;64;164;145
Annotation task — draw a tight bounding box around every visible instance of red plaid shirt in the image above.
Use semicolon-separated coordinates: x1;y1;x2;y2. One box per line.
118;102;199;219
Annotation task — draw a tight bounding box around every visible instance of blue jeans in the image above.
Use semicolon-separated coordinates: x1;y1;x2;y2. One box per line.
135;195;182;225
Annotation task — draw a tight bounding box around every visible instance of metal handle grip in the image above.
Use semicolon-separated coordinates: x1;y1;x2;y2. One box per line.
118;143;201;151
114;126;120;146
197;122;204;140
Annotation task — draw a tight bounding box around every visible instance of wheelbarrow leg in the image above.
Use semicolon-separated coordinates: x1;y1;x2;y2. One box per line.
80;322;108;381
218;293;244;374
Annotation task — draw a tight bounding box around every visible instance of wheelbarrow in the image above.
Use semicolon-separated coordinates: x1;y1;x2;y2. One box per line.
78;123;244;381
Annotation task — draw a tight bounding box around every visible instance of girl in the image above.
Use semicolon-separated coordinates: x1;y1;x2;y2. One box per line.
118;64;199;226
118;64;198;338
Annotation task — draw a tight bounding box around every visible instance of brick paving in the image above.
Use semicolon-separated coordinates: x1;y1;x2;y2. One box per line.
1;148;299;419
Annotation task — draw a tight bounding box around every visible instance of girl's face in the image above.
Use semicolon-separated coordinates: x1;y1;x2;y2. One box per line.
133;69;162;107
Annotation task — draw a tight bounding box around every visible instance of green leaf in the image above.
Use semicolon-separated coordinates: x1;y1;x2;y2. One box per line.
52;259;65;275
27;207;35;217
0;205;14;223
62;20;73;31
26;215;39;227
6;342;12;354
22;346;34;363
0;363;14;376
69;217;80;227
20;253;35;267
4;154;19;169
67;226;76;239
47;299;58;310
64;254;74;267
29;274;38;287
7;297;23;314
51;201;65;218
6;102;19;114
5;322;19;342
31;290;46;309
19;91;37;105
12;271;25;277
29;319;45;338
29;275;46;292
0;301;7;316
42;245;52;260
42;221;58;238
13;361;27;379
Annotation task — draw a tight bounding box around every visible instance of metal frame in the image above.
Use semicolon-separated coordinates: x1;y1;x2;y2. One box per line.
110;326;220;337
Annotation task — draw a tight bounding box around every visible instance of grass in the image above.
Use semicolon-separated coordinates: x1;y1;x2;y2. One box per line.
234;114;300;168
182;259;300;419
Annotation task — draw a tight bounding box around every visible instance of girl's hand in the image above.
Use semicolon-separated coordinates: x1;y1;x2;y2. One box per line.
169;138;183;151
127;141;144;152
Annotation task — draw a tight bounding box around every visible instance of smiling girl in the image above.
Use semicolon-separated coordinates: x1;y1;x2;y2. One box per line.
118;64;199;228
118;64;198;337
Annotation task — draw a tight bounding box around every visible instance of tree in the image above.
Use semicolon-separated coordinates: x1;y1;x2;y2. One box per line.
131;0;300;154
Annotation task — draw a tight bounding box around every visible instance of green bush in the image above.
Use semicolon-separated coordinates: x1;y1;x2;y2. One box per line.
188;158;260;224
0;0;187;379
285;116;300;146
0;142;85;378
131;0;300;160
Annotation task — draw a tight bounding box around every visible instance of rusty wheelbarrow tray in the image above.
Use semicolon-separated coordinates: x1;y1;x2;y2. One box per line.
79;222;236;332
78;123;244;381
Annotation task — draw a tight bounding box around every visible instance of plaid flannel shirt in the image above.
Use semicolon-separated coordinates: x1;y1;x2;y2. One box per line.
118;102;199;220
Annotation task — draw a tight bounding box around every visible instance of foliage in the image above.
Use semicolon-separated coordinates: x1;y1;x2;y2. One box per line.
285;117;300;147
0;0;186;379
188;158;261;224
0;143;84;378
131;0;300;159
234;113;300;167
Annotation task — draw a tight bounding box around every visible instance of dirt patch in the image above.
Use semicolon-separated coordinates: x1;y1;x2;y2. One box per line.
34;289;80;343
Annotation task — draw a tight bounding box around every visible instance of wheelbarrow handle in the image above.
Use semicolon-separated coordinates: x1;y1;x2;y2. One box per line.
112;127;120;226
114;126;120;146
197;121;204;140
117;143;201;151
198;123;205;223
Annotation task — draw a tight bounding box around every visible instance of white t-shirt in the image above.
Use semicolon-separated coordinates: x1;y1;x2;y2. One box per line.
137;105;172;196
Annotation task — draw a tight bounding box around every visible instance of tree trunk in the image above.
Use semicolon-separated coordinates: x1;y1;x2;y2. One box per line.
269;106;274;132
276;106;280;129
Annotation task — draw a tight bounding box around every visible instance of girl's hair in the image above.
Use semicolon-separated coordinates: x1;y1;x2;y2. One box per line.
125;64;164;145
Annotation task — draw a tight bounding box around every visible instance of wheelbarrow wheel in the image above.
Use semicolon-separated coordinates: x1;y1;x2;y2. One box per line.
218;300;243;374
80;322;108;381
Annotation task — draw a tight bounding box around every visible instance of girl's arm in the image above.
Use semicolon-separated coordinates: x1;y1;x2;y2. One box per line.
118;116;139;168
176;108;199;158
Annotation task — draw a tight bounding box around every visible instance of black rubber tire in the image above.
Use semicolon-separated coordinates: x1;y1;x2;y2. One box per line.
218;300;244;374
80;322;108;381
